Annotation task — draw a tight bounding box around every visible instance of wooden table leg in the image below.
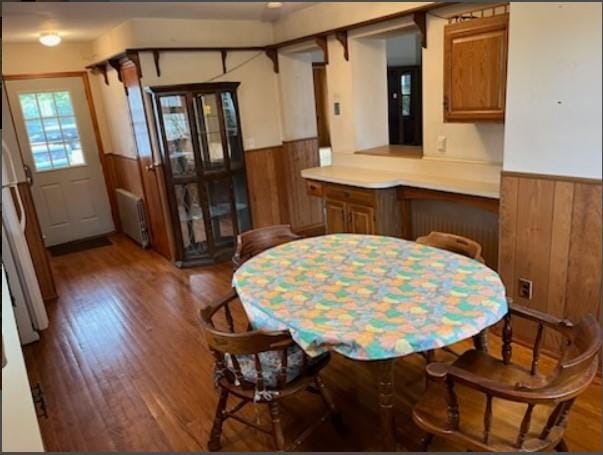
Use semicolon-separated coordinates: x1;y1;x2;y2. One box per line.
373;359;396;451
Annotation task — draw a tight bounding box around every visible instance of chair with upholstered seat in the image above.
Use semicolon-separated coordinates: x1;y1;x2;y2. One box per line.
416;231;488;357
412;302;600;452
200;289;340;451
232;224;301;270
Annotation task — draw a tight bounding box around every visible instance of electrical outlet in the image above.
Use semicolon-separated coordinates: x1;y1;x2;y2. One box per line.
518;278;533;299
334;102;341;116
437;136;447;153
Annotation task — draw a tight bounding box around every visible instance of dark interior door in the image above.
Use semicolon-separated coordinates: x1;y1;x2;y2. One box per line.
387;66;422;146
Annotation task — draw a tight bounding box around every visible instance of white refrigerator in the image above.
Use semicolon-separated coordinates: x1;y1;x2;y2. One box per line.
2;88;49;345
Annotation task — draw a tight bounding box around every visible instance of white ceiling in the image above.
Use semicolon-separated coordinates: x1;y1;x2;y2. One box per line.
2;2;315;43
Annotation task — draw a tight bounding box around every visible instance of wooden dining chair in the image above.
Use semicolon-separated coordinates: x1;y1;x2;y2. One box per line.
232;224;301;270
416;231;485;264
200;289;341;451
416;231;488;358
412;302;601;452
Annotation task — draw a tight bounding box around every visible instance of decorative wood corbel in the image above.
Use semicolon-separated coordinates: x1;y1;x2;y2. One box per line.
220;49;228;74
152;50;161;77
265;47;279;74
413;11;427;48
94;63;109;85
107;58;123;83
335;30;349;61
315;35;329;65
125;50;143;79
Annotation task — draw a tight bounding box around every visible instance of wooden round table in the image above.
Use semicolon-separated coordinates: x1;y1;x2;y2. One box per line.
233;234;508;450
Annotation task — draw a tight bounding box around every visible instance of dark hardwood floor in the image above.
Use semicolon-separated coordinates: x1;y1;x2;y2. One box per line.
23;234;602;452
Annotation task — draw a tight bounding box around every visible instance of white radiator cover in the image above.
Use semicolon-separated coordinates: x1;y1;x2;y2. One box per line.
115;189;149;248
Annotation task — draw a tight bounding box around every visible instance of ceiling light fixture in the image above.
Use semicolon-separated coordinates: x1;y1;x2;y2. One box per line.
267;2;283;8
39;33;62;47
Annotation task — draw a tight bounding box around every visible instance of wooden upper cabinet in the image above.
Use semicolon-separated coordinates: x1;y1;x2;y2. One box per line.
444;13;509;122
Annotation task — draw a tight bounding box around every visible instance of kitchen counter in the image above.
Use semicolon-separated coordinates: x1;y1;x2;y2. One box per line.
301;165;500;199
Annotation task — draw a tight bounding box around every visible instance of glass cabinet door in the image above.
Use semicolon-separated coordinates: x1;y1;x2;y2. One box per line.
158;95;196;178
205;178;236;249
195;93;226;171
220;92;244;169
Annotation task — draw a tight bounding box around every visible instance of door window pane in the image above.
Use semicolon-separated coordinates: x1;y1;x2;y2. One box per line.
221;92;243;167
18;91;85;171
401;73;411;95
159;95;196;177
402;95;411;117
196;94;225;170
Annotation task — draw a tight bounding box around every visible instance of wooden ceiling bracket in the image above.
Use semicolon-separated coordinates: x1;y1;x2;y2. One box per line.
93;63;109;85
315;36;329;65
265;48;279;74
220;49;228;74
413;11;427;48
335;30;349;61
152;50;161;77
107;58;123;83
125;50;143;79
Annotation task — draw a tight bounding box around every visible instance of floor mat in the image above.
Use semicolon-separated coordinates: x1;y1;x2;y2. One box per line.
49;236;112;257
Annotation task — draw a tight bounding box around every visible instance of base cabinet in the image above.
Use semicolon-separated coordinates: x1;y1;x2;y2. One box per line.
308;180;399;236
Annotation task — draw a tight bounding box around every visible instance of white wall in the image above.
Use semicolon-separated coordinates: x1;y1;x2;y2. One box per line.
503;2;602;179
277;50;317;141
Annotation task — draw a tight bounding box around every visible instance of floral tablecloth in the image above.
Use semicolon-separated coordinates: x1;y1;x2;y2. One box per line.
233;234;507;361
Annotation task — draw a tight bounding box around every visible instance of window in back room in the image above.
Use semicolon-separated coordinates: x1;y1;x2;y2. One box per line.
385;31;423;146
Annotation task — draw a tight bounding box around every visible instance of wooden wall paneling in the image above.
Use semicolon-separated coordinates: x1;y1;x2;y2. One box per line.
244;145;287;228
511;178;555;343
282;137;324;232
497;176;519;297
109;153;145;197
543;182;574;351
564;183;602;322
498;172;602;356
15;183;58;303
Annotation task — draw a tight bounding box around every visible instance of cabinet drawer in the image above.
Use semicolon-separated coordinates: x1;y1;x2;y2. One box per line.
305;179;324;197
325;184;375;207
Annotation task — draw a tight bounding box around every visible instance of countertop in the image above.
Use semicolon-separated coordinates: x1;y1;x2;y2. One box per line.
301;165;500;199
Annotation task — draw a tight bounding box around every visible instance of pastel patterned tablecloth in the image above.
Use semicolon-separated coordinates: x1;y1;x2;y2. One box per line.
233;234;508;361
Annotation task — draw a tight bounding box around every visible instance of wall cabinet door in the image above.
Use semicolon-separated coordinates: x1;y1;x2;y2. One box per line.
325;199;347;234
444;14;509;122
348;204;375;235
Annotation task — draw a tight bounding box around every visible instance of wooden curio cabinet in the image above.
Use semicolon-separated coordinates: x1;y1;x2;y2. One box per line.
149;82;251;267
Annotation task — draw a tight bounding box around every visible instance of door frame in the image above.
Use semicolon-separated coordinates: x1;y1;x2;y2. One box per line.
3;71;119;232
387;65;423;146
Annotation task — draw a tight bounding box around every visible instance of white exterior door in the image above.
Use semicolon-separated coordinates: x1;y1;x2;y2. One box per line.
6;76;114;246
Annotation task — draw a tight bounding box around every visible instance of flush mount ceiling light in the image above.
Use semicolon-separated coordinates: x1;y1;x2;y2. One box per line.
267;2;283;8
39;33;61;47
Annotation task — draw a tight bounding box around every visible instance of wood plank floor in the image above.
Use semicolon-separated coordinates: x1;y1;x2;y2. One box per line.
23;234;602;452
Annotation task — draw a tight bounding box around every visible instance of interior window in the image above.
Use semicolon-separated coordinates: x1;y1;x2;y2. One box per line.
18;91;85;171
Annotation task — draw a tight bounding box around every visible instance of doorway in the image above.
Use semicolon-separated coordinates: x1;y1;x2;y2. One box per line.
5;74;114;246
387;66;422;146
311;59;331;166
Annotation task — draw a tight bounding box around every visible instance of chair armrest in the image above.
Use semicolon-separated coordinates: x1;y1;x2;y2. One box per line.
509;302;573;330
425;362;551;404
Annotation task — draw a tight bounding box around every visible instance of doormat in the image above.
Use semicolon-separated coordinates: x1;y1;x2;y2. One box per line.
49;236;112;257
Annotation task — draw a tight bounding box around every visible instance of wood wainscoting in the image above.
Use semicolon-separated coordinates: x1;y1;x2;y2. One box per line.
107;153;145;198
498;171;602;356
244;145;289;228
282;137;324;233
245;138;324;234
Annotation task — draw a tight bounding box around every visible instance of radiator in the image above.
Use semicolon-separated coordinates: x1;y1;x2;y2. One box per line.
115;189;150;248
411;200;499;269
